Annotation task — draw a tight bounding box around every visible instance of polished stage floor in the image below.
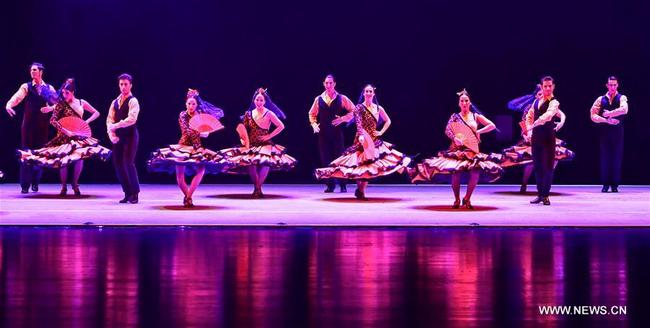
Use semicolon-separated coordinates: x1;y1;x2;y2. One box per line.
1;184;648;226
0;227;648;327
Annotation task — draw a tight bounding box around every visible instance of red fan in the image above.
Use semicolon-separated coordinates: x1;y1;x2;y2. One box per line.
519;121;528;135
359;129;377;161
190;114;224;133
58;116;91;137
449;121;480;153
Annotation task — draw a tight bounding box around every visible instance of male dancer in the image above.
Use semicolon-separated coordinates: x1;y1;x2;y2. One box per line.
526;76;559;205
107;73;141;203
590;76;628;192
308;74;355;192
5;62;56;193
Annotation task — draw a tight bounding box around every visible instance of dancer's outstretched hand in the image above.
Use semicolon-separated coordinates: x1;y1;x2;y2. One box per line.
5;107;16;117
331;115;344;127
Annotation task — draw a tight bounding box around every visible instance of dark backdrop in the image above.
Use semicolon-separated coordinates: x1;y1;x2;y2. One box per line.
2;0;649;184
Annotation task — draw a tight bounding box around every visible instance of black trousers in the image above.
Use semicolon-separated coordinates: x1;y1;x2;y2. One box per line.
532;133;555;198
19;163;42;189
20;120;48;189
600;125;624;187
318;130;345;188
113;130;140;196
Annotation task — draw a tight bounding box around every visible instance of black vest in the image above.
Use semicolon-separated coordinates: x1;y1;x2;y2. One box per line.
317;94;347;135
532;97;556;141
600;94;624;124
24;82;50;124
113;96;137;138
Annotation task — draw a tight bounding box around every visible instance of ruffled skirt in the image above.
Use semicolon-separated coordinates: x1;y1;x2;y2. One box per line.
409;149;503;183
218;143;297;174
499;138;575;168
315;140;411;180
18;137;111;169
148;144;230;175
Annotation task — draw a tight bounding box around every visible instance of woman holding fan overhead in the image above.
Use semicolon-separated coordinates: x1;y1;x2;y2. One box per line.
409;89;502;209
148;89;228;207
18;78;110;196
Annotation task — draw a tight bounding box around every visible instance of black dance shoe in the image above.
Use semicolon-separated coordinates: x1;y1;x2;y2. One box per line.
119;195;129;203
611;186;619;193
542;197;551;206
324;186;335;193
452;199;461;209
31;183;39;192
354;188;368;201
252;188;264;199
340;184;347;193
462;198;474;210
59;187;67;196
601;185;609;193
128;194;139;204
520;185;527;193
530;197;543;204
72;185;81;197
21;187;29;194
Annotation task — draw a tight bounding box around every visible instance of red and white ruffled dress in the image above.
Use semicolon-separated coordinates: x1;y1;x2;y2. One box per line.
219;111;297;174
409;113;503;183
148;110;229;175
315;104;411;180
18;100;111;168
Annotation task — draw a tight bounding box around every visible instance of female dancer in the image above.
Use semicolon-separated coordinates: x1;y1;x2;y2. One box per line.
148;89;228;207
18;78;110;196
219;88;296;198
409;89;502;209
315;84;411;200
502;85;575;192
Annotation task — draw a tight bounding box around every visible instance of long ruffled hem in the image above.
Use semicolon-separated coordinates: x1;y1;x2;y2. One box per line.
147;144;229;175
315;140;411;180
219;144;297;174
409;150;504;183
18;137;111;169
499;139;575;168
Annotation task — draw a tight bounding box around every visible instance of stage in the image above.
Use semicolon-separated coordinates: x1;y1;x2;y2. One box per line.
0;184;648;226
